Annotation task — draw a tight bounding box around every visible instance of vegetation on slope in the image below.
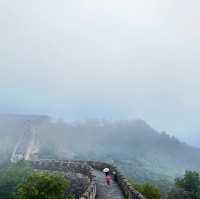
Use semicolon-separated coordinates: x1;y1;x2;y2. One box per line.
37;119;200;178
15;172;75;199
1;114;200;199
168;170;200;199
131;181;161;199
0;161;75;199
0;161;32;199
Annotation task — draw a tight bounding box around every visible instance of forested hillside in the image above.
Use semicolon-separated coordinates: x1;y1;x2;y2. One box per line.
1;114;200;195
37;118;200;175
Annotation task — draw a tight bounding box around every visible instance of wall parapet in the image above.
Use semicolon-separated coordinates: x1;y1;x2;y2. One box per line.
31;160;96;199
86;161;145;199
32;159;145;199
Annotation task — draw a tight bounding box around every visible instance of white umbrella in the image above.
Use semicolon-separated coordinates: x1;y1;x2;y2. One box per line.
103;168;110;173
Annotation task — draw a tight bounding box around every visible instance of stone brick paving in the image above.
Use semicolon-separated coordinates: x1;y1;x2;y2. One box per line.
95;171;124;199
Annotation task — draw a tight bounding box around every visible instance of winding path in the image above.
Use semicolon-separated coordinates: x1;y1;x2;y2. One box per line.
11;123;144;199
94;171;124;199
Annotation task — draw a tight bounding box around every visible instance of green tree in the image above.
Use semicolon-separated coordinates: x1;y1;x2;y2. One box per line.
0;161;32;199
140;183;161;199
175;171;200;199
131;182;161;199
167;188;191;199
15;172;74;199
168;170;200;199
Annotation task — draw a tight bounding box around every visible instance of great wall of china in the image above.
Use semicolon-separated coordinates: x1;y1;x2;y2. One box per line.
11;124;145;199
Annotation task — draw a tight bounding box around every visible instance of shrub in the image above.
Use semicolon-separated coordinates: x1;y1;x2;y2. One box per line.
15;172;71;199
168;170;200;199
0;161;32;199
131;182;161;199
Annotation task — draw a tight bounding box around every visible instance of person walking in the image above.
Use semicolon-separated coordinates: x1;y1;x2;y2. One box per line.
103;168;112;185
105;174;112;185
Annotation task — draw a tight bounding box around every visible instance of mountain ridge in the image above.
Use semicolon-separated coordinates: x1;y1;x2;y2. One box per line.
0;113;200;190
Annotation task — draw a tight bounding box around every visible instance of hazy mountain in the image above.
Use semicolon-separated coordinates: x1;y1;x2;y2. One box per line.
36;117;200;190
0;114;200;190
0;114;49;165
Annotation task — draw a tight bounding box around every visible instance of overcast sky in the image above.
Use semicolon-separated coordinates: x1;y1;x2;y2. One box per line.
0;0;200;146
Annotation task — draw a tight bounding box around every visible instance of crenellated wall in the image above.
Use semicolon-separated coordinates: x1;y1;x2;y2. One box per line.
31;160;145;199
85;161;145;199
32;160;96;199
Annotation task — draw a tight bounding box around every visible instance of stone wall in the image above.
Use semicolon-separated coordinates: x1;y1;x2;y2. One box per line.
32;160;96;199
86;161;145;199
32;160;145;199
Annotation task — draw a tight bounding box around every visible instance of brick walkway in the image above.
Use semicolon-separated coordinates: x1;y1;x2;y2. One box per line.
95;171;124;199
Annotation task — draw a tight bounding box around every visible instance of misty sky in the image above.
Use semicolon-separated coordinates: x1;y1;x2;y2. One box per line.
0;0;200;146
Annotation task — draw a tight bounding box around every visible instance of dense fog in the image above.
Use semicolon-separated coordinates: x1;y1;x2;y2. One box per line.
1;1;200;199
0;0;200;146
